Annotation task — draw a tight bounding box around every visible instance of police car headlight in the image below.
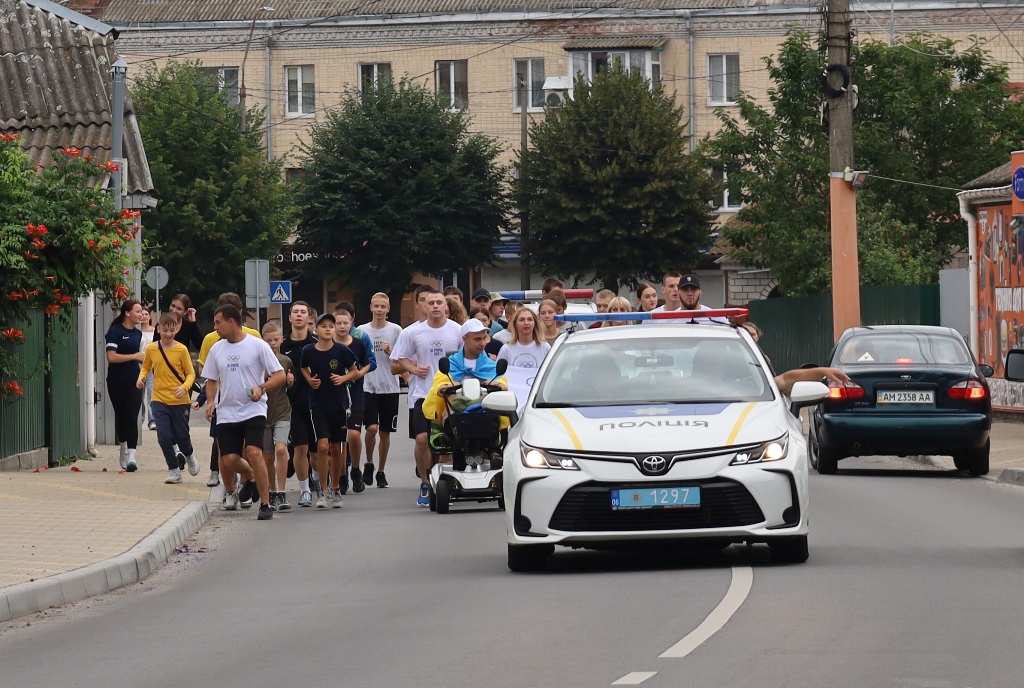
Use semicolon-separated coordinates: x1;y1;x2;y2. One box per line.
730;435;789;465
521;445;579;470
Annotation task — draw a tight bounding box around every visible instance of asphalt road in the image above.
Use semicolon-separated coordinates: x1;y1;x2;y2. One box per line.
4;433;1024;688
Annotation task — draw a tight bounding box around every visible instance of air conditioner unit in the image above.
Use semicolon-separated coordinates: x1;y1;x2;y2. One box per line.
542;75;572;108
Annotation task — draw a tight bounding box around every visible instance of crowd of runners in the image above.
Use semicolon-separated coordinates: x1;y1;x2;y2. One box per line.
105;271;765;519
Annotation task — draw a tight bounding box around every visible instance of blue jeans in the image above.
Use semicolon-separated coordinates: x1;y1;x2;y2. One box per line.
151;401;194;469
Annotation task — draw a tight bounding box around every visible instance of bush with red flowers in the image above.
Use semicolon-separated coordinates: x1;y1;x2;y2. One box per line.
0;138;137;400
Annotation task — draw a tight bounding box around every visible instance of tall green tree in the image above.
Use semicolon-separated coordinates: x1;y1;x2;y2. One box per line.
131;61;293;314
702;29;1024;296
517;67;714;292
297;78;509;297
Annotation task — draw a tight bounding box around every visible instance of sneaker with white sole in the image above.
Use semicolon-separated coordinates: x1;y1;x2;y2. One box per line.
362;462;375;486
277;492;291;511
223;492;239;511
238;480;257;508
315;491;328;509
126;459;138;472
297;490;313;507
376;471;388;488
118;444;128;470
206;470;220;487
257;503;273;520
176;450;186;471
417;482;430;507
165;468;182;484
331;489;343;509
186;453;200;476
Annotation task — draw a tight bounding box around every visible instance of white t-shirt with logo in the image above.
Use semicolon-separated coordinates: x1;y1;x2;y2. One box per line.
202;334;284;424
497;341;551;370
359;321;403;395
391;319;463;407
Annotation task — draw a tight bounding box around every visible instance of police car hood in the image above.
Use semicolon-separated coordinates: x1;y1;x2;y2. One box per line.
521;402;786;453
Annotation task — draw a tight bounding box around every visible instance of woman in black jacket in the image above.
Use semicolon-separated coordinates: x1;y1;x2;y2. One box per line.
169;293;204;351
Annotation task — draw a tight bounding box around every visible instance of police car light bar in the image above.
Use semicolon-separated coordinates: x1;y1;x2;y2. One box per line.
554;308;750;322
497;289;594;300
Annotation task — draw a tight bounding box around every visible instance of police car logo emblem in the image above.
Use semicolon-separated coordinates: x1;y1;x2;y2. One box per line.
641;455;667;474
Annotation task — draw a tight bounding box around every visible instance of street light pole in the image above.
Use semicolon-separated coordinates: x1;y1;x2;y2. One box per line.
519;73;530;291
239;6;274;133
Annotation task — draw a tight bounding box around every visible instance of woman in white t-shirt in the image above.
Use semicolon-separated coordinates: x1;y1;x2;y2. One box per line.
139;306;157;430
498;308;551;370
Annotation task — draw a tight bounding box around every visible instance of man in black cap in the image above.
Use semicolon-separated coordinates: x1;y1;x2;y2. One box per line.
648;272;724;325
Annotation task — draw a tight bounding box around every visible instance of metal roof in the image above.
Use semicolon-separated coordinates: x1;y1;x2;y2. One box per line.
100;0;808;24
562;35;668;49
0;0;153;194
962;161;1011;190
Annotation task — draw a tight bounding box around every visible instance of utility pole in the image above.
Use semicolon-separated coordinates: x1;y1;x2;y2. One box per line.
239;6;274;133
825;0;860;340
518;73;531;291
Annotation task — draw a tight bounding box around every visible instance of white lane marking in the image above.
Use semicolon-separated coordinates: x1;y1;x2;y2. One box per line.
612;672;657;685
659;563;754;658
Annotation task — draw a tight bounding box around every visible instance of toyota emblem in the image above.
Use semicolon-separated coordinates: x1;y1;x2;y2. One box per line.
641;455;667;474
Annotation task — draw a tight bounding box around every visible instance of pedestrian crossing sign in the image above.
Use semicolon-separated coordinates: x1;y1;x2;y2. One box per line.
269;281;292;304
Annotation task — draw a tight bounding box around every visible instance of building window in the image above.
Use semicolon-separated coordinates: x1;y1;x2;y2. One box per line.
513;58;545;111
708;54;740;105
435;60;468;110
359;62;392;96
571;50;660;88
198;66;240;107
285;168;306;184
286;65;315;116
712;167;741;211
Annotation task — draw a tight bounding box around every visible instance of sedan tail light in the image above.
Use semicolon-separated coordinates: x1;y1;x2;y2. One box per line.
827;381;864;400
947;379;986;400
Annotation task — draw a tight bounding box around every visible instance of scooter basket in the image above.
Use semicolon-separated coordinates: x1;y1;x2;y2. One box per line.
448;411;500;444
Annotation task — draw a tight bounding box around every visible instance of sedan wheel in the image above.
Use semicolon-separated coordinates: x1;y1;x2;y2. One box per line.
809;426;839;475
958;439;990;477
769;535;809;564
507;544;553;573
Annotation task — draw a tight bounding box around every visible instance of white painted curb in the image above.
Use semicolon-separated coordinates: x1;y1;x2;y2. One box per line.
996;467;1024;486
0;501;209;623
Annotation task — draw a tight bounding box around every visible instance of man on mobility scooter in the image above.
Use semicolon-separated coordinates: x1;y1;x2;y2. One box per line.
422;319;509;514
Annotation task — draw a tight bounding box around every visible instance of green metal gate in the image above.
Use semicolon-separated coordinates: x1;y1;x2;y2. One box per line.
0;311;46;458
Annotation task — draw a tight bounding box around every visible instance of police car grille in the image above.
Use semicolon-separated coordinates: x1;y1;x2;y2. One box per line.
548;479;764;532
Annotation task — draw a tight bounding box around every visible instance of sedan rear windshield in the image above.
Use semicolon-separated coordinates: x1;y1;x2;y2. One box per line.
533;336;773;407
836;333;971;365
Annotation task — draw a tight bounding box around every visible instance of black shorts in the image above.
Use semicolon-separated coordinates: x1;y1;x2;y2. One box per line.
310;407;347;444
289;404;315;448
365;393;399;433
409;398;430;439
347;409;363;432
217;416;266;457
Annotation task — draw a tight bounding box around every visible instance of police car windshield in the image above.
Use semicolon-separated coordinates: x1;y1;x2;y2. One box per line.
533;336;773;406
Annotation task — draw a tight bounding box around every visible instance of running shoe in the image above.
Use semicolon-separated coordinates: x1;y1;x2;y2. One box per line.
277;492;291;511
375;471;389;488
298;490;313;508
351;467;365;494
186;453;200;476
362;462;375;486
148;422;157;431
338;473;349;495
223;492;239;511
206;470;220;487
257;503;273;521
165;469;182;484
268;492;280;511
417;482;430;507
331;489;343;509
118;445;128;471
238;480;257;508
176;450;186;471
315;491;328;509
309;475;321;494
126;459;138;473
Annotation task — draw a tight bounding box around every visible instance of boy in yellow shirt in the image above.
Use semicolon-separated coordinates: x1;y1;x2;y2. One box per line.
138;313;198;484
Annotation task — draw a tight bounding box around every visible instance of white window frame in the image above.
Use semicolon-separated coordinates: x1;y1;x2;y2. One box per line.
707;54;740;106
435;59;469;110
513;57;545;113
285;65;315;117
198;66;240;107
358;62;392;97
712;168;742;212
569;50;661;89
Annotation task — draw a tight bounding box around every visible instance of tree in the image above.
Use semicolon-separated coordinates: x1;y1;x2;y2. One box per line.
517;67;714;293
131;61;293;314
701;29;1024;296
0;136;135;398
297;78;509;297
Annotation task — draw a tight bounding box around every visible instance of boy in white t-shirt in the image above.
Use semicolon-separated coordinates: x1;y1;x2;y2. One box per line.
359;292;403;488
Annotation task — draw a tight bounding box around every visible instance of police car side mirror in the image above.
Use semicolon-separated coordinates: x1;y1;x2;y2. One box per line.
495;359;508;376
789;381;830;408
483;390;518;416
438;357;450;375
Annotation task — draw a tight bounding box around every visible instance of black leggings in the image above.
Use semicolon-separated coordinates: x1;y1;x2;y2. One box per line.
107;378;143;449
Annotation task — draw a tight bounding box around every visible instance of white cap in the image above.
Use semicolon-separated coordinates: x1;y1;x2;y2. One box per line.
461;319;487;337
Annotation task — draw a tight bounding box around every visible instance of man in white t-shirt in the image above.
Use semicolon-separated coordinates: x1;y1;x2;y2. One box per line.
646;272;724;325
203;304;286;519
359;292;403;488
390;289;462;507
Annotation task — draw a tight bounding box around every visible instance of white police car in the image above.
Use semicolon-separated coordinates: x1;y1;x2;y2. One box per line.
482;321;829;572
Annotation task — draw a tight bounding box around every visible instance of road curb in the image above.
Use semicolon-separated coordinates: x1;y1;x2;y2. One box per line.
996;467;1024;486
0;501;209;623
905;455;949;468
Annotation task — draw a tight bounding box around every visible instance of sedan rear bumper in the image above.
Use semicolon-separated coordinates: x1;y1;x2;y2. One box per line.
818;413;990;455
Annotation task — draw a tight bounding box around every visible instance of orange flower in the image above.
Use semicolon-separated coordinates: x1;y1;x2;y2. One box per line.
8;291;23;300
24;250;38;260
30;237;46;249
113;284;129;300
111;238;120;248
2;381;24;397
44;304;60;315
1;328;24;342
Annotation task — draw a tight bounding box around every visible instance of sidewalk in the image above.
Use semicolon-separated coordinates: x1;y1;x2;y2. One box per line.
0;426;214;621
923;419;1024;484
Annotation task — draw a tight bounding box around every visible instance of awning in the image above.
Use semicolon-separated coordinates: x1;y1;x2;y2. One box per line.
562;36;667;51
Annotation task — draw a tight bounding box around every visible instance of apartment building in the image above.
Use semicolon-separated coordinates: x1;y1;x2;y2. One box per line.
81;0;1024;308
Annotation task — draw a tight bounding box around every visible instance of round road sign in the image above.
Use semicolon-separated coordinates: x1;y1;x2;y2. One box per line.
144;266;168;290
